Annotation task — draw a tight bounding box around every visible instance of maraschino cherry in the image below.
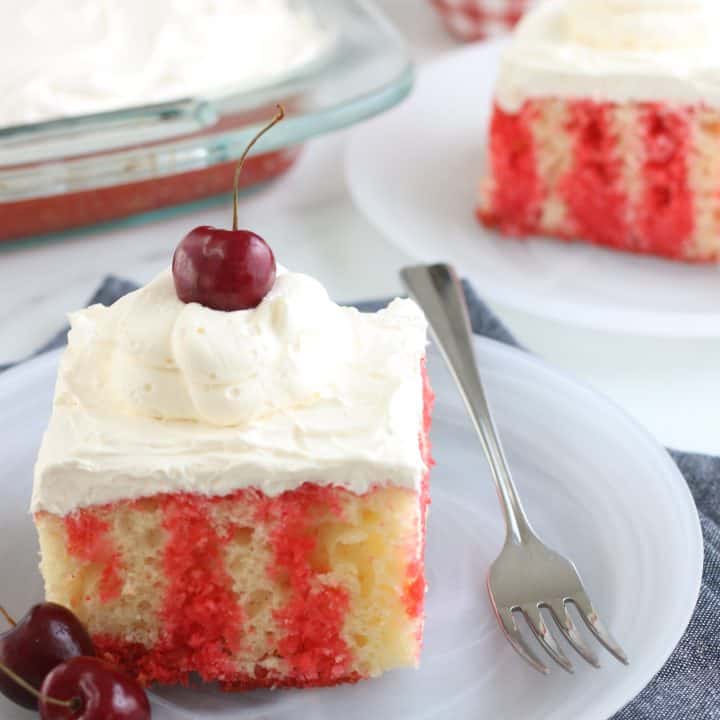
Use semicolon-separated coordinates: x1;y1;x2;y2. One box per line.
172;105;284;311
0;603;94;710
39;657;151;720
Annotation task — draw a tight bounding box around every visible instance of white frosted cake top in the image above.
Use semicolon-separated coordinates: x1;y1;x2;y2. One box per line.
32;270;428;515
496;0;720;112
0;0;331;128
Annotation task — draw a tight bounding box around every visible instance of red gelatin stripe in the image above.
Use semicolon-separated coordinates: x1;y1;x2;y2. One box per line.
638;104;695;257
158;494;244;683
480;102;542;235
65;512;123;602
259;485;354;684
561;102;630;250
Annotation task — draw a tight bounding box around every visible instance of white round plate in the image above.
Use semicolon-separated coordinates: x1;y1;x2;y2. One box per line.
346;41;720;337
0;342;701;720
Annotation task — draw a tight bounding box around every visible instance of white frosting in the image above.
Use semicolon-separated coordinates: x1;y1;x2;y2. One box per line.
0;0;330;128
496;0;720;112
32;270;428;516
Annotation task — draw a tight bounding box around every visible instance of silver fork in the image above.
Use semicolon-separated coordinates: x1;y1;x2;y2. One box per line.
401;263;629;674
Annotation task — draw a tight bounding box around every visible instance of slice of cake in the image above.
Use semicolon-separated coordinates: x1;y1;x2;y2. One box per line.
478;0;720;262
32;267;433;690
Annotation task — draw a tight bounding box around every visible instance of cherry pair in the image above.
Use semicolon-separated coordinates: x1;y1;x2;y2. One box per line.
0;603;149;719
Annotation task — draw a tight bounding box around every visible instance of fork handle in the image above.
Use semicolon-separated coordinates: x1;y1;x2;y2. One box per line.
401;263;533;546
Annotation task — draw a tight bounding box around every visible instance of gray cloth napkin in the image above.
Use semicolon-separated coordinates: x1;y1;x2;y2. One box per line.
3;277;718;719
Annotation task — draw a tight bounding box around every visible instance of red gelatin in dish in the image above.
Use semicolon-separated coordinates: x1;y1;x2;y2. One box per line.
0;149;299;243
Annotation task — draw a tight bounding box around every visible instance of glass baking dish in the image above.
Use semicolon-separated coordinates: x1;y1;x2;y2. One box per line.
0;0;412;242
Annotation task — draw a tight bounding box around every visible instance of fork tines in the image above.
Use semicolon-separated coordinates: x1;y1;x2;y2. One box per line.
495;592;629;675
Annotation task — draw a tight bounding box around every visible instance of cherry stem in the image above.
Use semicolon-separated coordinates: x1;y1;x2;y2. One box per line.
232;104;286;231
0;660;82;712
0;605;16;627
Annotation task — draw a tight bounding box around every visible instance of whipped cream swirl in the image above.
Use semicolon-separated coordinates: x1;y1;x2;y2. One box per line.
496;0;720;111
33;270;429;515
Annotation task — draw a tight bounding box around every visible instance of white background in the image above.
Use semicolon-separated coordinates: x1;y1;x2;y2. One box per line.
1;0;717;455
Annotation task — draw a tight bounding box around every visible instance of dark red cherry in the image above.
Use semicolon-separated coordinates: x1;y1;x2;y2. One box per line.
39;656;150;720
172;226;276;311
0;603;94;710
172;104;285;312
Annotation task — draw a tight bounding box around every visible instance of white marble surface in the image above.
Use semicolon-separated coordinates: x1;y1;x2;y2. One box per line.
1;0;718;455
